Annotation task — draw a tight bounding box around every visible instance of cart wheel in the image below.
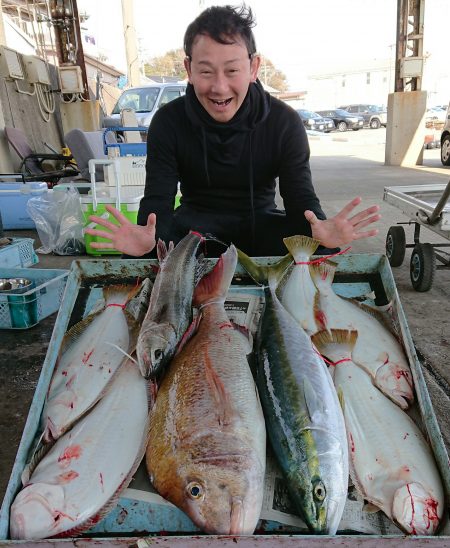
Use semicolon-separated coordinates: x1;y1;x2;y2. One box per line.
386;226;406;267
410;243;436;292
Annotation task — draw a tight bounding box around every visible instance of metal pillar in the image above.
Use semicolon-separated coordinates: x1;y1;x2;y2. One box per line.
50;0;89;99
395;0;425;92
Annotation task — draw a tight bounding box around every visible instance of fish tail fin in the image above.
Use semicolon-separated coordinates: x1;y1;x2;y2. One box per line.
237;248;292;287
311;329;358;359
193;245;237;307
310;260;337;287
283;235;320;261
103;283;142;307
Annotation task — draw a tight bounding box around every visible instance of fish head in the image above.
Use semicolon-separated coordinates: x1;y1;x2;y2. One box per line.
136;322;177;378
375;361;414;410
289;432;348;534
174;457;263;535
10;483;67;540
392;482;442;535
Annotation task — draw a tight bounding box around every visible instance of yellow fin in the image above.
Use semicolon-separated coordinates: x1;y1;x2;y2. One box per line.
282;235;320;259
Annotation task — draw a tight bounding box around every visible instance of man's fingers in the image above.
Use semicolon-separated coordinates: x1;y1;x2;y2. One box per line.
352;213;381;231
84;228;115;240
88;215;118;232
336;196;363;218
352;228;379;241
304;210;319;225
105;204;130;225
348;206;380;226
89;241;115;249
146;213;157;229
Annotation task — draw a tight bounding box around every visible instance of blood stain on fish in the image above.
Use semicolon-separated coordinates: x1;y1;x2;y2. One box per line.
82;349;94;365
58;470;79;484
58;445;82;465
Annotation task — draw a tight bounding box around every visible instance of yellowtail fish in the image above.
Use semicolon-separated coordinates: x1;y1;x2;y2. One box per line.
146;246;266;535
237;249;348;535
10;357;149;540
136;231;203;379
41;280;151;442
312;330;444;536
310;261;414;409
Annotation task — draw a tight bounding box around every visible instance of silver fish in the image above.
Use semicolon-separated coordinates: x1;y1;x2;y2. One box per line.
136;231;203;379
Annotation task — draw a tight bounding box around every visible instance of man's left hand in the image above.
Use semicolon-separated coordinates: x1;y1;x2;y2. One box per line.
304;197;381;249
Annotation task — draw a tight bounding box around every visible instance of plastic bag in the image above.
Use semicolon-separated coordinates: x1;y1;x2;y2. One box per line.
26;187;86;255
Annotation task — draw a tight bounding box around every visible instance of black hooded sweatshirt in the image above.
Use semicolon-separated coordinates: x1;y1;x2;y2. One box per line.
137;79;326;256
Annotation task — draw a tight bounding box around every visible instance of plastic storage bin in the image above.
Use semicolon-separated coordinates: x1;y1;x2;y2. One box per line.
0;238;38;268
0;267;68;329
0;181;48;229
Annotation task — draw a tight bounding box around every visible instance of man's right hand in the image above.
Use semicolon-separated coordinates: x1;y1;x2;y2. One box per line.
85;204;156;256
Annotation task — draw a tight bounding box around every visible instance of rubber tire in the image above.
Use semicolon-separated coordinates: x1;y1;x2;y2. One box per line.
386;226;406;267
410;243;436;292
441;135;450;166
370;118;381;129
338;121;348;132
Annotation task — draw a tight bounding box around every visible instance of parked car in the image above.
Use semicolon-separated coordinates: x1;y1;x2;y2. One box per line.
440;102;450;166
103;82;187;130
316;109;364;132
323;117;335;133
296;109;328;132
338;104;387;129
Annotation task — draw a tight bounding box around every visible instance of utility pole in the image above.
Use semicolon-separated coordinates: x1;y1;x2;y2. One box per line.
121;0;140;87
50;0;89;99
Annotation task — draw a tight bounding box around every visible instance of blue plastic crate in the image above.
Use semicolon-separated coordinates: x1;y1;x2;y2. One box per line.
0;238;38;268
0;267;68;329
103;127;147;156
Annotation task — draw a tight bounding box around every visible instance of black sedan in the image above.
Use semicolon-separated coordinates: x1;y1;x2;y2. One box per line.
296;109;328;132
316;109;364;132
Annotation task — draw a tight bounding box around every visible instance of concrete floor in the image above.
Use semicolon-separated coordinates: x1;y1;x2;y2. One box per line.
0;128;449;538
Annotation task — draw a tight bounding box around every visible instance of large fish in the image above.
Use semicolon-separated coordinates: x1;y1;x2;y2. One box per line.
41;280;151;442
136;231;203;379
310;261;414;409
238;249;348;535
312;330;444;535
10;357;149;540
146;246;266;535
277;235;320;334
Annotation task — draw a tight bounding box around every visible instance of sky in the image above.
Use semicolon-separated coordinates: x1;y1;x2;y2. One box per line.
77;0;449;92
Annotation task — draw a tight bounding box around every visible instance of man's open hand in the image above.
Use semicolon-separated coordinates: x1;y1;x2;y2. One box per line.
84;204;156;256
305;197;380;249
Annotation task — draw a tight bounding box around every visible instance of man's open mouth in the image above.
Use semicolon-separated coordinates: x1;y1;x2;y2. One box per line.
211;98;232;106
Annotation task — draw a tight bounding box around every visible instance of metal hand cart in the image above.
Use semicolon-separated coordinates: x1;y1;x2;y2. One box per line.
383;181;450;291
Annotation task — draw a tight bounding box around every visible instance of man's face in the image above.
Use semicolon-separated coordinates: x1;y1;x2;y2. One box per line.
184;34;260;123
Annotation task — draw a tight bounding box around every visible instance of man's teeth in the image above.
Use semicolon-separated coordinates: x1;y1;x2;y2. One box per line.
212;98;232;106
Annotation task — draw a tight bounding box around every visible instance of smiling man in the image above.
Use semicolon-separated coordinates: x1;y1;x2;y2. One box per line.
86;5;380;257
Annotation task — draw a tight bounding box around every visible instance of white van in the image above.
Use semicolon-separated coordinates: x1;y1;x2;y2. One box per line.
103;82;187;131
440;102;450;166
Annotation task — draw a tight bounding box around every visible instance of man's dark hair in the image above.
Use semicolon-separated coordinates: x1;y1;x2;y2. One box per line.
184;4;257;58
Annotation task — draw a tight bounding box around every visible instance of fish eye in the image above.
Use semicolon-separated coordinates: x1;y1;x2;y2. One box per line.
153;349;163;362
313;479;326;502
186;482;204;500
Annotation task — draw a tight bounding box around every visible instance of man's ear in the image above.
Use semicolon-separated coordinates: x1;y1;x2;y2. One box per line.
184;57;192;82
250;54;261;82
